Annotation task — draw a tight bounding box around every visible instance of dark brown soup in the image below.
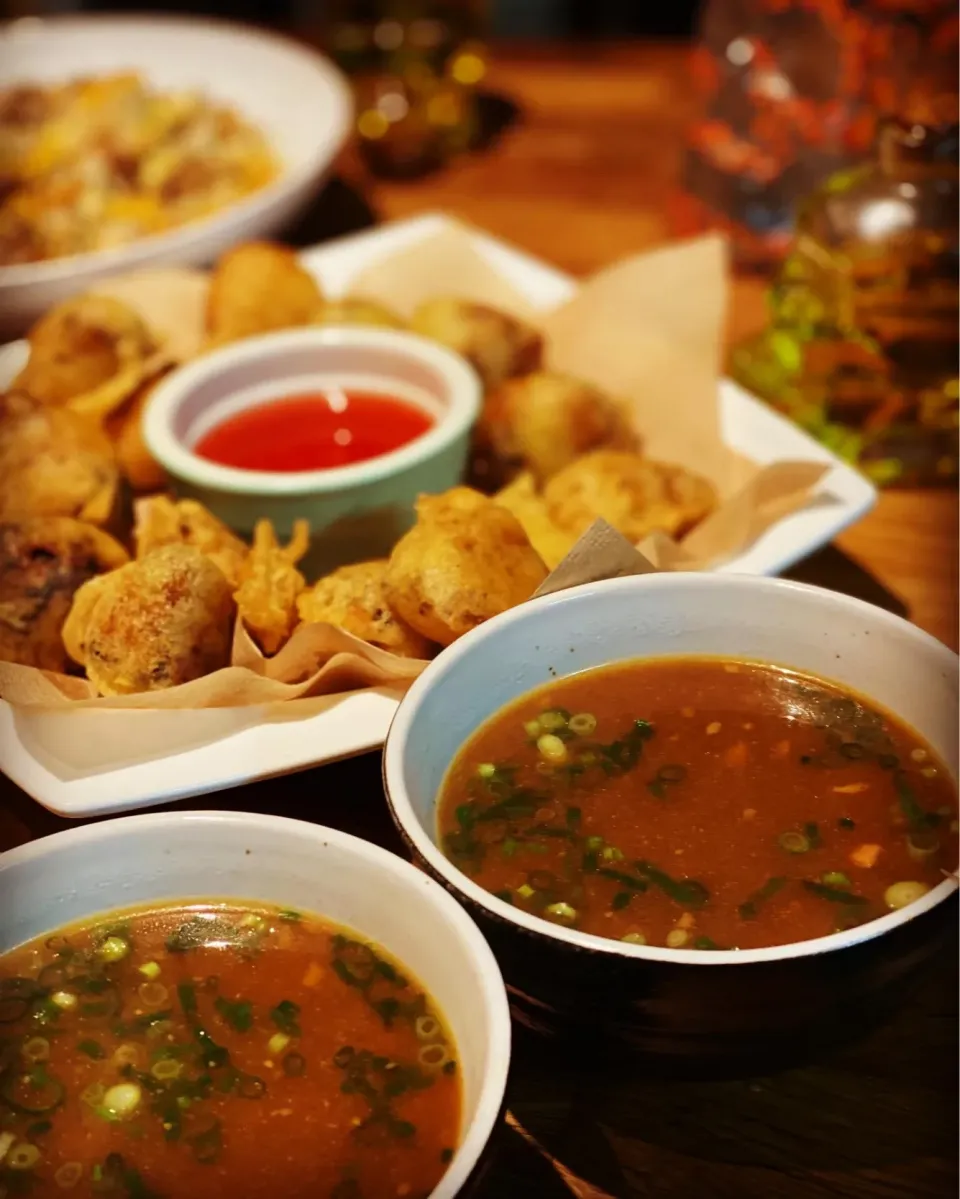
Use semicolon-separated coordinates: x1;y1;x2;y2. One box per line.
437;658;958;951
0;902;460;1198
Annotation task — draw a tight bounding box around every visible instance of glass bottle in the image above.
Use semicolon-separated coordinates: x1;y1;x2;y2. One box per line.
730;114;959;486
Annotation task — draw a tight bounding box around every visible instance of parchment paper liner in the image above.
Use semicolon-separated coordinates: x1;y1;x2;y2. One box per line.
0;223;836;745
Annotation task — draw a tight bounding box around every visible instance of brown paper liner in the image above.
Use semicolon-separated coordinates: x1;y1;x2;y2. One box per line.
0;224;837;724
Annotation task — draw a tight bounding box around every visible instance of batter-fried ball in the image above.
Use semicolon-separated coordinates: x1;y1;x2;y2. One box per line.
234;520;309;656
297;559;434;659
133;496;249;589
495;473;577;570
313;298;405;330
0;517;128;673
11;294;159;420
543;450;717;543
206;242;323;346
479;371;640;483
383;487;547;647
105;375;168;492
69;544;235;696
0;395;120;525
410;298;543;391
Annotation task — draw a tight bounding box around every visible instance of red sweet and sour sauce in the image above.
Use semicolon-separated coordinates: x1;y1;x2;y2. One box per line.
193;391;434;472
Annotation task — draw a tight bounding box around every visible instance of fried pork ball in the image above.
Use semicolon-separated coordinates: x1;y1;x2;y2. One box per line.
67;544;235;696
410;298;543;391
543;450;718;543
313;298;405;330
0;395;119;525
479;370;640;483
206;242;323;346
383;487;547;647
296;559;434;659
133;496;249;589
0;517;128;672
11;294;159;419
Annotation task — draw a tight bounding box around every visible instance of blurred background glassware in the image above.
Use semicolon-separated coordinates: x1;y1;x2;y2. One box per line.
673;0;959;273
731;98;958;488
322;1;488;178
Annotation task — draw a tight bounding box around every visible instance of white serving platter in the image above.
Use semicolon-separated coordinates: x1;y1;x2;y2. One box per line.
0;213;877;818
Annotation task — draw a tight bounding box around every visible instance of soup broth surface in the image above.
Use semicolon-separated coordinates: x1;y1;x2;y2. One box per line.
437;657;958;951
0;903;460;1199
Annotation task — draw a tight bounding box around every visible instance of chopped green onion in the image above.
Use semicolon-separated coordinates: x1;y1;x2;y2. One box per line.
523;718;542;738
21;1037;49;1064
150;1059;182;1082
0;1132;14;1163
415;1016;441;1042
621;932;647;945
884;880;930;910
516;884;535;900
278;909;301;922
26;1121;52;1137
537;733;568;763
112;1044;142;1069
778;830;811;854
476;762;497;779
102;1083;141;1119
418;1043;450;1069
81;1083;106;1108
611;891;632;911
137;982;168;1008
601;845;624;861
568;712;597;736
96;936;129;963
538;709;569;731
77;1039;105;1060
54;1162;84;1189
666;929;689;948
177;982;198;1017
821;871;851;888
268;1032;290;1055
50;991;77;1011
137;961;161;981
906;832;940;861
6;1142;40;1170
584;835;604;852
544;902;577;924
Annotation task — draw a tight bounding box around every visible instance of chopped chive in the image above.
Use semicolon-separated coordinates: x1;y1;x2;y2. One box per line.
269;999;301;1037
635;860;710;907
738;876;787;920
77;1039;105;1060
803;880;869;906
177;983;198;1018
838;816;856;831
611;891;632;911
441;1147;454;1163
214;997;253;1034
565;806;582;829
278;910;301;922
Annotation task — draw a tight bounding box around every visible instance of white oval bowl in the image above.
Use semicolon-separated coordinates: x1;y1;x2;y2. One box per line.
143;326;482;565
384;573;959;968
0;15;353;334
0;810;512;1198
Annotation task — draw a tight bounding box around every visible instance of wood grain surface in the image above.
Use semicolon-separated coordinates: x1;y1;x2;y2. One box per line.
1;40;957;1199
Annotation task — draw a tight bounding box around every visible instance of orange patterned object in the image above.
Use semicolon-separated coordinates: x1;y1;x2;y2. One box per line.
675;0;958;268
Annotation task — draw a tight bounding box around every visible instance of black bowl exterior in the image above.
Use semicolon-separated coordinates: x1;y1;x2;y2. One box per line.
384;775;956;1067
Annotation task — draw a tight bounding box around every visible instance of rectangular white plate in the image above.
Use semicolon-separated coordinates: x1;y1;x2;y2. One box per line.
0;213;876;818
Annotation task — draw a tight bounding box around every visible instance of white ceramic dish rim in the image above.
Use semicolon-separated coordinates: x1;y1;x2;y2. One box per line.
143;326;483;496
0;809;513;1199
0;13;354;286
383;571;960;969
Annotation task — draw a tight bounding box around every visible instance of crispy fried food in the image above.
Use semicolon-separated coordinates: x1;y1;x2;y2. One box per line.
296;559;434;659
313;298;405;330
105;375;167;492
11;294;161;420
383;487;547;647
133;496;248;588
235;519;310;656
543;450;717;543
495;473;578;570
206;242;323;346
410;298;542;391
0;394;119;525
479;371;640;483
68;544;234;696
0;517;128;672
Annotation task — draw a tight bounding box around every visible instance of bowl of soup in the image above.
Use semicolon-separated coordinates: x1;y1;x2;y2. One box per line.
383;573;959;1060
0;811;511;1197
143;326;482;571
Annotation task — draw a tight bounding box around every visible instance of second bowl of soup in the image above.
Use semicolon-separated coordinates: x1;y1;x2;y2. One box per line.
383;574;959;1060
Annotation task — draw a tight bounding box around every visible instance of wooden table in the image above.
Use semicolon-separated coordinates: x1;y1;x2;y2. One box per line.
1;41;957;1199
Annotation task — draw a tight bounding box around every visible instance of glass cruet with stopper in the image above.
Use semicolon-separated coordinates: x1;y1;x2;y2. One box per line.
731;104;959;486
